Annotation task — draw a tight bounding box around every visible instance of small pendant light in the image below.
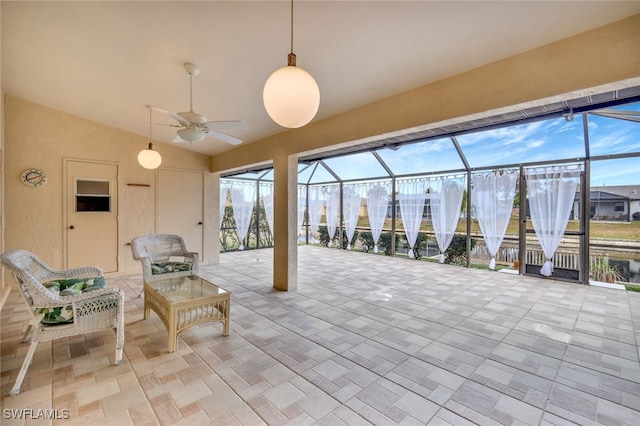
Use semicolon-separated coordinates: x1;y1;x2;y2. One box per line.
138;107;162;169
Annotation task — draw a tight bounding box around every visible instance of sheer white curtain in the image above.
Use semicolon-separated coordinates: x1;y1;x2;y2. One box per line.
429;176;465;263
343;185;362;250
471;171;518;269
525;165;580;276
308;186;325;243
397;179;427;259
230;182;255;250
325;185;340;247
366;183;390;253
260;182;274;236
219;181;230;229
297;185;307;239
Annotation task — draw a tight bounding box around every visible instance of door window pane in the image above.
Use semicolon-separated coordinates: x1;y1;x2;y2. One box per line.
76;179;110;212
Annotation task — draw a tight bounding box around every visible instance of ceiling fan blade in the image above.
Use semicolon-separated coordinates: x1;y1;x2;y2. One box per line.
204;120;248;130
153;123;182;128
147;105;190;126
206;130;243;145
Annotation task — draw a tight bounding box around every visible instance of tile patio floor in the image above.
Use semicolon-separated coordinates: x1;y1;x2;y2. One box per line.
2;245;640;425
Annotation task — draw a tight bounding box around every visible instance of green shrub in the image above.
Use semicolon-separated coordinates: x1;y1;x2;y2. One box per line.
359;231;374;253
318;225;331;246
355;231;399;255
403;233;429;260
444;235;476;265
591;258;625;283
379;232;399;256
341;230;359;249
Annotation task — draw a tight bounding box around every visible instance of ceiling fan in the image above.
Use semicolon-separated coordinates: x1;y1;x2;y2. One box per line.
148;63;247;145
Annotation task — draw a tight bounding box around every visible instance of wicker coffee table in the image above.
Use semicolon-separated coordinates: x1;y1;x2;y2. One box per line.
143;275;230;352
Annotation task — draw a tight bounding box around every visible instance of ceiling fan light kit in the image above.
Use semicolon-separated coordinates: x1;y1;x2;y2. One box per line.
177;126;206;143
263;0;320;129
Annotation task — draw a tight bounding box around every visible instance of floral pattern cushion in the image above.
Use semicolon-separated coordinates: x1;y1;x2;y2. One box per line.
36;277;107;324
151;261;192;275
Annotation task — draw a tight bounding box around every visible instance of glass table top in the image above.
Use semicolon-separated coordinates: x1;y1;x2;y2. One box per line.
146;275;229;303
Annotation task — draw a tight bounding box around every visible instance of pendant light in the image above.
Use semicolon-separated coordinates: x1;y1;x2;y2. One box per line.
138;107;162;169
263;0;319;128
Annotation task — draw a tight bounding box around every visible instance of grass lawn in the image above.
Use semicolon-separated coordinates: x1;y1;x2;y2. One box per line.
355;217;640;242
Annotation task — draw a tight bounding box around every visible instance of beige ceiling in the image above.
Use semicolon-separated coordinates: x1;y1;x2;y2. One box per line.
3;1;640;156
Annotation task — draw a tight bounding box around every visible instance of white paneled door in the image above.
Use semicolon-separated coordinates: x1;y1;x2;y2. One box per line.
158;169;204;259
66;160;119;272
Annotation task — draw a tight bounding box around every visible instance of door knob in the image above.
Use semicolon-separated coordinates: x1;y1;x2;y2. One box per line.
69;225;75;230
198;221;203;225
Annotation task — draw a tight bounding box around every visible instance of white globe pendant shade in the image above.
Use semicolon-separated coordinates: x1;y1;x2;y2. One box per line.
138;143;162;170
263;64;320;128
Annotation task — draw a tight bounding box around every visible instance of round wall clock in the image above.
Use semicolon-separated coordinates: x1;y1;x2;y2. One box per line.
21;169;47;187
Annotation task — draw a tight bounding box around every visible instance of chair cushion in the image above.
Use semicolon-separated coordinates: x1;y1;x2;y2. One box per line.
37;277;107;324
151;261;192;275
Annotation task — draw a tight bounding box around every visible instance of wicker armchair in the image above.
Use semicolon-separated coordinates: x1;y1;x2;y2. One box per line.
0;249;125;396
130;234;199;296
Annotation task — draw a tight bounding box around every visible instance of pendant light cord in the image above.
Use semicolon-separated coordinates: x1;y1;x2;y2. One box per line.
148;107;153;149
287;0;297;66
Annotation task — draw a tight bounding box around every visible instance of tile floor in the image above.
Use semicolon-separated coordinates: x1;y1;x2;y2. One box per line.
2;245;640;425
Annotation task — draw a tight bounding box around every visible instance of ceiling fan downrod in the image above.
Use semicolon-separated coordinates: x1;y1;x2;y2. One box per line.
184;62;200;113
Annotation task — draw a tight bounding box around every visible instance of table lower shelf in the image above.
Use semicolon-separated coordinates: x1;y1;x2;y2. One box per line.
143;284;230;352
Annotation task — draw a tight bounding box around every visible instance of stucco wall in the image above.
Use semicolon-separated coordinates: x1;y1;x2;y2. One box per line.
4;96;212;274
0;2;8;303
0;19;6;303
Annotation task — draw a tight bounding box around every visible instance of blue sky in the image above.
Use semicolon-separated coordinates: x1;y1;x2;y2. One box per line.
315;102;640;187
244;101;640;187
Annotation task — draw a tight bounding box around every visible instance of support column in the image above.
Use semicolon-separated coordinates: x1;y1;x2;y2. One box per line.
208;172;221;264
273;152;298;291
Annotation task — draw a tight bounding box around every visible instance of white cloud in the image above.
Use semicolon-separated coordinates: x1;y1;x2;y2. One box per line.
527;140;545;149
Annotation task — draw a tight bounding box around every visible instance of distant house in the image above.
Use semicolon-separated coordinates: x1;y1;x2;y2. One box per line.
571;191;630;221
597;185;640;221
569;186;640;222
